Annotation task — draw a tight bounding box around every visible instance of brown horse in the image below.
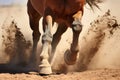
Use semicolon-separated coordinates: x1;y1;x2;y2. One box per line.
27;0;103;74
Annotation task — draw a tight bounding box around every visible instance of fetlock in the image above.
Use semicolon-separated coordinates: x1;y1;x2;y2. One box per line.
70;43;79;53
42;31;53;44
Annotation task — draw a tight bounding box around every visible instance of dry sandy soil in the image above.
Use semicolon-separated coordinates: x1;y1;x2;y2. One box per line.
0;6;120;80
0;69;120;80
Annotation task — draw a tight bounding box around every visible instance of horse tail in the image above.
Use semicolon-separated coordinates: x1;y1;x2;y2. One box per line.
86;0;104;10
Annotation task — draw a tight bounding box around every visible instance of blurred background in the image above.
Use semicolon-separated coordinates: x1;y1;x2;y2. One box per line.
0;0;27;5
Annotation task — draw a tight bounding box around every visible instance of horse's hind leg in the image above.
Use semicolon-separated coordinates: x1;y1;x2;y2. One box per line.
64;28;82;65
27;1;41;64
64;11;83;65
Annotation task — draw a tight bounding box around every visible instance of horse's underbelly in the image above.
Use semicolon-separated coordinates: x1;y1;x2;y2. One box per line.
30;0;45;15
54;16;73;27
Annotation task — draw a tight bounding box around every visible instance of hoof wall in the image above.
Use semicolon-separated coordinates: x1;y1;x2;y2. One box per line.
39;66;52;75
64;49;77;65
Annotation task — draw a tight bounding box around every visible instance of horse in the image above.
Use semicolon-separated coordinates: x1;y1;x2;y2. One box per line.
27;0;103;74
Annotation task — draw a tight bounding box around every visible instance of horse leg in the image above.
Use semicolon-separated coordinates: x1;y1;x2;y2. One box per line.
50;23;68;62
64;11;83;65
27;1;41;64
39;8;54;74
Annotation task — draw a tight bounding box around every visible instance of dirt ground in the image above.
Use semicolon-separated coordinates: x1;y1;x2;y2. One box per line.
0;6;120;80
0;69;120;80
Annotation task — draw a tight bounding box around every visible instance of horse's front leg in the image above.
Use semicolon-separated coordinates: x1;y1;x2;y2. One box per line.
39;11;53;74
27;0;41;65
64;11;83;65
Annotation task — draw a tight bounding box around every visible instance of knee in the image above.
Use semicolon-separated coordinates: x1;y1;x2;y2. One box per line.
72;20;83;32
42;31;53;44
70;44;79;53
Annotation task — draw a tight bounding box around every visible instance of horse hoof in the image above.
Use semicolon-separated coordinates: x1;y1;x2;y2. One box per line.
39;66;52;75
64;49;77;65
39;59;52;75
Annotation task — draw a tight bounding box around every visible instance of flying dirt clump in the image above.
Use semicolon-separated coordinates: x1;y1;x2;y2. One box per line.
1;20;32;66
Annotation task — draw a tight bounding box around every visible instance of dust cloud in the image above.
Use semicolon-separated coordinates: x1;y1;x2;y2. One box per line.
0;18;33;73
